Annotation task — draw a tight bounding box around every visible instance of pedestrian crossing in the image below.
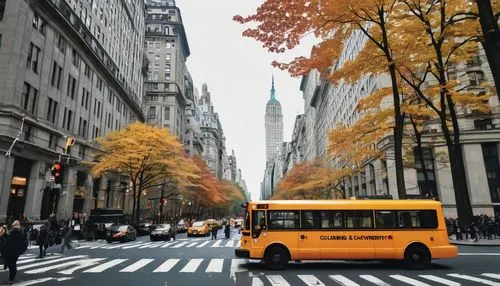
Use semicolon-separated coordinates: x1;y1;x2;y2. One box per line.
74;238;241;250
13;254;500;285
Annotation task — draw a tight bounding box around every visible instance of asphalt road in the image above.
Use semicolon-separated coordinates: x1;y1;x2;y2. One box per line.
4;228;500;286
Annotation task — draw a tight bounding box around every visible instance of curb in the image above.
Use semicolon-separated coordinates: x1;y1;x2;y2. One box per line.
450;241;500;246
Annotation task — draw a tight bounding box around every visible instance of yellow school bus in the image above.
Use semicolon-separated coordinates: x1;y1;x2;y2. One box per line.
235;199;457;270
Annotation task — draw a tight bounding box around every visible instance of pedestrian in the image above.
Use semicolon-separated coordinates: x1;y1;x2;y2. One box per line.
60;222;73;254
0;226;8;268
211;225;218;240
4;220;28;284
36;224;49;258
224;224;230;239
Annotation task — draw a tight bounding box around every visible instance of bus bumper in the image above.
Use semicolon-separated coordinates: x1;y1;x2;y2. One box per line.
235;248;250;258
431;245;458;258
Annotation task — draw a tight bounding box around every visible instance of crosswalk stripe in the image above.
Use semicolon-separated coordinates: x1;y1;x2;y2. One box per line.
18;255;87;270
447;274;500;286
329;275;360;286
19;254;37;260
172;242;188;248
138;242;154;249
252;277;264;286
58;259;106;275
24;259;96;274
145;242;164;249
483;274;500;280
17;255;61;265
153;259;180;272
390;275;431;286
205;259;224;272
298;274;326;286
160;241;177;248
75;245;91;249
180;259;204;273
211;240;222;247
359;275;391;285
83;259;128;273
266;275;290;286
419;275;462;285
196;241;210;248
224;240;235;247
11;277;54;286
122;242;146;249
120;259;154;272
236;241;241;247
186;242;198;248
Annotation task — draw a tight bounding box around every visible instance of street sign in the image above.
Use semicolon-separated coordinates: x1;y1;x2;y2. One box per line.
46;174;55;182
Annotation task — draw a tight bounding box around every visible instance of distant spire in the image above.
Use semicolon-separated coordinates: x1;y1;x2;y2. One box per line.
270;75;276;100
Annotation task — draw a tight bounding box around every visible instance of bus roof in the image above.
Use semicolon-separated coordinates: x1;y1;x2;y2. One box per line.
248;200;442;209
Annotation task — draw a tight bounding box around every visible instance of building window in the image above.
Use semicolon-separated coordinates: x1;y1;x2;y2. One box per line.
147;106;156;119
67;75;76;99
78;145;86;158
48;133;58;150
26;43;40;73
56;33;66;53
414;147;438;198
97;102;101;118
164;106;170;120
21;82;38;114
50;61;63;89
468;71;485;86
32;12;46;35
23;124;33;142
97;77;103;91
62;108;73;131
474;118;494;130
84;62;92;78
46;98;58;123
0;0;5;21
482;143;500;204
72;48;80;67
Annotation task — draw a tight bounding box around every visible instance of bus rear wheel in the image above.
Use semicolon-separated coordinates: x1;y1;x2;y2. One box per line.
404;245;431;270
265;246;288;270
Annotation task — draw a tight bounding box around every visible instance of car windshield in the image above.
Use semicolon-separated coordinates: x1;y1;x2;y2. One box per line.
192;221;204;227
154;224;170;229
118;225;128;232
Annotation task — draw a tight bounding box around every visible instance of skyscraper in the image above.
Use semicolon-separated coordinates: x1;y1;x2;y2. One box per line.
265;76;284;164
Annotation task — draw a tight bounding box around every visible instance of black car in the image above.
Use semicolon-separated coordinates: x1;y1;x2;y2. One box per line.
106;225;137;243
150;224;175;241
135;222;152;236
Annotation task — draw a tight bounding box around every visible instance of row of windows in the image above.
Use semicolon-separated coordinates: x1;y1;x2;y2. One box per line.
254;210;438;230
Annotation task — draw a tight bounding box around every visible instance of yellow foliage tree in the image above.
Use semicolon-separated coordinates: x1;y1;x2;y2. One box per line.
272;159;352;200
89;122;199;223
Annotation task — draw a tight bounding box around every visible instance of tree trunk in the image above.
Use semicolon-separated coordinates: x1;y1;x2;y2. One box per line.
476;0;500;100
410;116;431;197
131;183;137;224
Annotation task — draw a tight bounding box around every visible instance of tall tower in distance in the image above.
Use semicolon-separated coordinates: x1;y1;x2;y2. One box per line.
265;76;284;163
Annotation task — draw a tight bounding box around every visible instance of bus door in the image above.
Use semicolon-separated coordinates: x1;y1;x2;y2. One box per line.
319;210;350;259
299;211;320;260
373;210;395;259
251;210;268;257
346;210;375;259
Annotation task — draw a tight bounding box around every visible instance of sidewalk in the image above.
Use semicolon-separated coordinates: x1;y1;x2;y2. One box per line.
449;235;500;246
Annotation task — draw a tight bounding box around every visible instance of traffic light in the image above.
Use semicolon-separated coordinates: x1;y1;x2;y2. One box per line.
51;161;63;184
64;136;75;154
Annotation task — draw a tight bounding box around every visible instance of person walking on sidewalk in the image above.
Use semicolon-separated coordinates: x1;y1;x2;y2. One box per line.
36;224;49;258
60;222;73;254
4;221;28;284
211;225;218;240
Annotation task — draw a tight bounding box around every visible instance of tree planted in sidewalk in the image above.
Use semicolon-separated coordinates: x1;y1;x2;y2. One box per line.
89;122;199;223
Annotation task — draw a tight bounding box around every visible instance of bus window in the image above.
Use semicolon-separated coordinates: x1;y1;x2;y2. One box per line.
397;210;438;228
268;211;299;229
346;210;373;229
301;211;321;229
322;211;344;229
375;211;396;228
244;210;250;230
252;210;266;238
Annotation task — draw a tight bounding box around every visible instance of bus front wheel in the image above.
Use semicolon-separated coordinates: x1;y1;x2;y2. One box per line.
404;245;431;270
265;246;288;270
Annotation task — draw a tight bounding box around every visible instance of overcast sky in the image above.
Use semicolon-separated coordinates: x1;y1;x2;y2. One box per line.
176;0;313;201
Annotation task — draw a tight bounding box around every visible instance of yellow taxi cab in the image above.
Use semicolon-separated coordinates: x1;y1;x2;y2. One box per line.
187;220;210;237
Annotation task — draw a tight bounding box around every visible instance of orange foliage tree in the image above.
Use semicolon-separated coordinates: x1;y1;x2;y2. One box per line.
272;159;352;200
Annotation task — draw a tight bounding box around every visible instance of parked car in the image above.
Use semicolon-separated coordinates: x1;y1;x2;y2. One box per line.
150;224;175;241
135;221;152;236
106;225;137;243
187;221;210;237
176;219;188;233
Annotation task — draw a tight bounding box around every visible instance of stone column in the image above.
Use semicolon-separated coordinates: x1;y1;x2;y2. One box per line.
434;146;457;217
463;144;493;216
23;161;45;220
82;173;93;215
0;156;15;222
57;167;77;220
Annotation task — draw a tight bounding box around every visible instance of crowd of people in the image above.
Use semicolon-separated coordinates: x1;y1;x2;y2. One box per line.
446;215;500;241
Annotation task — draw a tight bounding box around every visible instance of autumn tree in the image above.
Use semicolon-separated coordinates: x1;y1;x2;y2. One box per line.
89;123;199;223
272;159;352;200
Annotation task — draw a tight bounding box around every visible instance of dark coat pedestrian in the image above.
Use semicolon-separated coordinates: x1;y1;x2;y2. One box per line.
4;221;28;283
0;226;8;265
211;225;218;240
36;225;49;258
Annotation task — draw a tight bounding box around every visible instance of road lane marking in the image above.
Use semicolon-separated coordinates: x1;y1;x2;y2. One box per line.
196;241;210;248
224;240;235;247
419;275;462;286
75;245;91;249
251;277;264;286
83;259;128;273
137;242;154;249
18;255;87;270
298;275;326;286
483;273;500;280
172;242;188;248
205;259;224;272
153;259;180;272
389;275;431;286
236;241;241;247
186;242;198;248
11;277;54;286
122;242;146;249
144;242;164;248
120;259;154;272
329;275;360;286
17;255;61;265
106;241;141;249
211;240;222;247
458;253;500;256
447;274;500;285
160;241;178;248
266;275;290;286
24;259;98;274
359;275;391;285
180;259;204;272
58;259;106;275
230;259;247;282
